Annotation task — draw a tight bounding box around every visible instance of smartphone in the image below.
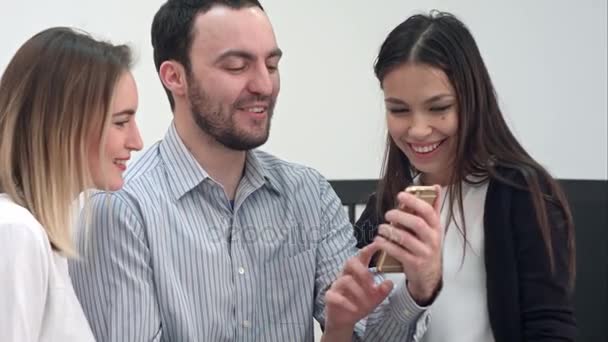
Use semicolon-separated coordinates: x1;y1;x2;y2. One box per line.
376;185;438;273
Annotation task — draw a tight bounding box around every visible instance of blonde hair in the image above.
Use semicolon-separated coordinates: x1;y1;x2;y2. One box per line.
0;27;132;255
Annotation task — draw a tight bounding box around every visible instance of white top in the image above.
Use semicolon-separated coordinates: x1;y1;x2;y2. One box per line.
0;193;95;342
383;180;495;342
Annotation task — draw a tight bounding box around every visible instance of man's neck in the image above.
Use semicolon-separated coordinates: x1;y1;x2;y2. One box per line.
174;111;245;200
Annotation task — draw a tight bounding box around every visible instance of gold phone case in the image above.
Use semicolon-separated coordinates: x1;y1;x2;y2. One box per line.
376;186;437;273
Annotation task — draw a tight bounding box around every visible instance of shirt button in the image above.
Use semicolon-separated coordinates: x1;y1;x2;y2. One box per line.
238;267;245;275
243;320;251;328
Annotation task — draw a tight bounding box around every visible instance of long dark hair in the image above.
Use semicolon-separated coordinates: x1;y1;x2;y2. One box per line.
373;11;575;287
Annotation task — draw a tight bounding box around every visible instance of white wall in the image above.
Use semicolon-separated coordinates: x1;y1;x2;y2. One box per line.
2;0;606;180
266;0;608;181
1;1;605;340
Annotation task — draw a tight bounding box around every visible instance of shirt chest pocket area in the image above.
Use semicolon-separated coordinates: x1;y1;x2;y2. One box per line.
261;246;316;324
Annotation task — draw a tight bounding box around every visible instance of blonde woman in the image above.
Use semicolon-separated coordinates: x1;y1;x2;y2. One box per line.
0;27;143;341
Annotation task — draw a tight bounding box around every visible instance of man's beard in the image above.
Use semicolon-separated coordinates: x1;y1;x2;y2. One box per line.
187;74;275;151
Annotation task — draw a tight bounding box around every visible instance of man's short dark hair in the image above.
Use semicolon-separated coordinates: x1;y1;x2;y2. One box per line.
151;0;264;109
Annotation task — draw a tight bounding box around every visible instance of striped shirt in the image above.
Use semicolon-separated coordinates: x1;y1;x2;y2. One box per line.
69;123;429;341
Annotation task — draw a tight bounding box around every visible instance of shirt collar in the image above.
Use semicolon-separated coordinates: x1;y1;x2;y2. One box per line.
160;123;210;200
160;122;282;200
244;150;282;196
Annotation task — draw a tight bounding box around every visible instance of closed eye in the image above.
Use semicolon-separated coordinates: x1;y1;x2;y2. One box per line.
388;107;410;114
114;121;129;128
430;104;453;112
225;65;246;72
112;112;133;128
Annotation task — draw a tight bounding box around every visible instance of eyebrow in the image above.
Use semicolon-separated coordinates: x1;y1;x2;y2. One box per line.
215;48;283;63
384;94;454;106
384;97;407;105
423;94;454;104
113;109;136;116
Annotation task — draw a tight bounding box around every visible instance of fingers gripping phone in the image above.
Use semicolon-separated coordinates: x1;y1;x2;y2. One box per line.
376;185;438;273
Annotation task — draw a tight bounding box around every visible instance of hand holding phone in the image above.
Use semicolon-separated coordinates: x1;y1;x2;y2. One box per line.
376;186;438;273
374;184;443;304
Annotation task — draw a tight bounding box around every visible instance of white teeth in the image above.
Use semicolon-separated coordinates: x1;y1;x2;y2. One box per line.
114;160;126;165
411;142;441;154
244;107;265;113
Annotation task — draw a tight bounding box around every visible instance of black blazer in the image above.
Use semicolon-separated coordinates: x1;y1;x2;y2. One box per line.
354;169;576;341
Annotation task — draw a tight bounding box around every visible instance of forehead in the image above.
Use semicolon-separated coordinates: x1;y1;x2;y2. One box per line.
191;6;278;60
112;72;138;108
383;63;454;99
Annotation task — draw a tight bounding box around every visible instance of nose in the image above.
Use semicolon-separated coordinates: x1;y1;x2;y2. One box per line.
247;62;274;96
407;113;433;139
127;121;144;151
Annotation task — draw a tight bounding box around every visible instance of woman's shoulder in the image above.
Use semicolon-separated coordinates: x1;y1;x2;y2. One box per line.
490;164;555;186
485;166;565;224
0;194;51;256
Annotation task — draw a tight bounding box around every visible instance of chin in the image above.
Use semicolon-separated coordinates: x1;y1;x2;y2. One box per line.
92;178;124;192
409;162;437;176
106;185;123;192
106;180;124;191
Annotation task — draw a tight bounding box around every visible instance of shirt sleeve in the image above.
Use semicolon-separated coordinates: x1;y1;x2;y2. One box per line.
312;175;430;342
68;192;162;342
0;221;49;342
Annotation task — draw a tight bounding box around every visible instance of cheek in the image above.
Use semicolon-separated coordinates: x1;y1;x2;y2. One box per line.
386;118;411;152
386;116;408;139
272;73;280;94
439;112;459;137
100;128;123;159
442;114;459;154
207;75;246;103
103;143;116;160
387;126;401;143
